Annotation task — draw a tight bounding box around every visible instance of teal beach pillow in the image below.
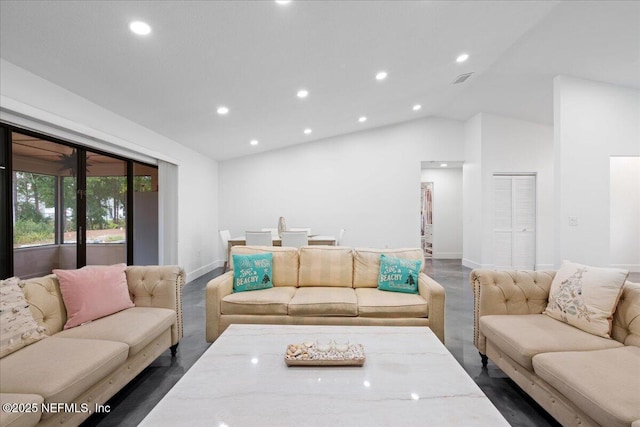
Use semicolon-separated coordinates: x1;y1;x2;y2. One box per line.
377;254;422;294
232;253;273;292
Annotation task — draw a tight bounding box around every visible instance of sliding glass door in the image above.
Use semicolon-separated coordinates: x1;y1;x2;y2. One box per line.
85;151;127;265
2;125;158;279
11;132;78;277
0;129;10;279
133;162;159;265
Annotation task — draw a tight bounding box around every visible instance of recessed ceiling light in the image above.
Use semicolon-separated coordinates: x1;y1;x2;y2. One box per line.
456;53;469;63
413;104;422;111
129;21;151;36
217;106;229;115
297;89;309;99
304;128;312;135
275;0;291;4
375;71;388;81
358;116;367;123
250;140;259;146
440;163;448;167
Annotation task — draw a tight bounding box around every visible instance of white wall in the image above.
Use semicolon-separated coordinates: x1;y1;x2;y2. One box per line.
420;168;463;259
610;157;640;269
463;113;554;269
219;117;465;249
481;113;554;269
554;75;640;270
462;114;483;268
0;59;220;281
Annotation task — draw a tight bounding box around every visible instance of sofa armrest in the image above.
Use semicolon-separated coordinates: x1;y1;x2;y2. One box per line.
469;269;554;354
418;272;445;344
126;265;185;346
205;271;234;342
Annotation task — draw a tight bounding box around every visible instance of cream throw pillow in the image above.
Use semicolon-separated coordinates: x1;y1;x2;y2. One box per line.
544;261;628;338
0;277;48;358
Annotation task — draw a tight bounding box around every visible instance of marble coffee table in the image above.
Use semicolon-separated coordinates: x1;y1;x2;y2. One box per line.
140;325;509;427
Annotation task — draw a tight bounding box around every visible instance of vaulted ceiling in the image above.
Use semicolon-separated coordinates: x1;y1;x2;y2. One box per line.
1;1;638;160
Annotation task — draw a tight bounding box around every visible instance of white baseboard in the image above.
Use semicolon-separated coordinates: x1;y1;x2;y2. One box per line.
185;261;222;284
462;258;485;269
433;252;462;259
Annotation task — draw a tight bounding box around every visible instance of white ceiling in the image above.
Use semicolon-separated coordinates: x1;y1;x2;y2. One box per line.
1;1;638;161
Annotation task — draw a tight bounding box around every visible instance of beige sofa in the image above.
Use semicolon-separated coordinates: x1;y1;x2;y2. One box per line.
0;265;185;427
206;246;445;344
471;269;640;427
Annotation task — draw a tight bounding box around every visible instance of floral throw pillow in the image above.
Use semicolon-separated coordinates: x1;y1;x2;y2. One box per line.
544;261;628;338
232;253;273;293
0;277;48;358
377;254;422;294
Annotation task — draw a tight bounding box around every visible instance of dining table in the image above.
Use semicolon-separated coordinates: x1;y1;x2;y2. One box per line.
228;235;336;250
226;235;335;263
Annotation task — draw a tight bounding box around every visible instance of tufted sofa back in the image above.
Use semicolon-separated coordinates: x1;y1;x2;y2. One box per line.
471;270;555;317
612;281;640;347
21;274;67;335
125;265;185;345
471;270;640;351
20;266;185;345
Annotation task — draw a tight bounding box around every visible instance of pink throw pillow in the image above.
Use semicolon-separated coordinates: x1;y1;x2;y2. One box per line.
53;264;134;329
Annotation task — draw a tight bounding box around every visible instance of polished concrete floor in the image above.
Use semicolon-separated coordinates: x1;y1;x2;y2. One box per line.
81;260;630;426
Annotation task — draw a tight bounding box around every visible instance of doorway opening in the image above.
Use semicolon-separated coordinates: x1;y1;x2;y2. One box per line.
420;161;463;260
610;156;640;270
420;182;433;258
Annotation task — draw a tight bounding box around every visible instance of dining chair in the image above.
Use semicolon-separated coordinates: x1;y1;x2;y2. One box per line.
261;228;279;239
336;228;346;246
245;231;273;246
281;231;308;248
289;227;312;236
219;230;231;271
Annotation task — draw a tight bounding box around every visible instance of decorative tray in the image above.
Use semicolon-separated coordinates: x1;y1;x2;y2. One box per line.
285;342;366;366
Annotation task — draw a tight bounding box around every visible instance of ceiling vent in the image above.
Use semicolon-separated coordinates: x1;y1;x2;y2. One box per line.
453;72;474;84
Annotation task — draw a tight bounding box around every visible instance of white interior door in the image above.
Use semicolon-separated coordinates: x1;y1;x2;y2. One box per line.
493;175;536;269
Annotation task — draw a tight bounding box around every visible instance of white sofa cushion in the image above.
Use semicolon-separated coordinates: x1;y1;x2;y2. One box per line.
288;288;358;316
480;314;622;370
222;287;296;315
0;337;128;412
355;288;427;318
533;346;640;427
0;393;43;427
53;307;175;357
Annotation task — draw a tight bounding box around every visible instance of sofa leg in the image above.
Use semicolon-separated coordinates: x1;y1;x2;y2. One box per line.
480;352;488;368
170;344;179;357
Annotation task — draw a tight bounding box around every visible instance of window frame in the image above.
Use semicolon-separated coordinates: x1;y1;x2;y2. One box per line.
1;123;158;277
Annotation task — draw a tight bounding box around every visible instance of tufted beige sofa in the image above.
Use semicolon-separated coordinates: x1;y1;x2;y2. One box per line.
206;246;445;344
470;269;640;427
0;265;185;427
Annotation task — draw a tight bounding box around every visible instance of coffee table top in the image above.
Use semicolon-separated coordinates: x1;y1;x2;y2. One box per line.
140;325;509;427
